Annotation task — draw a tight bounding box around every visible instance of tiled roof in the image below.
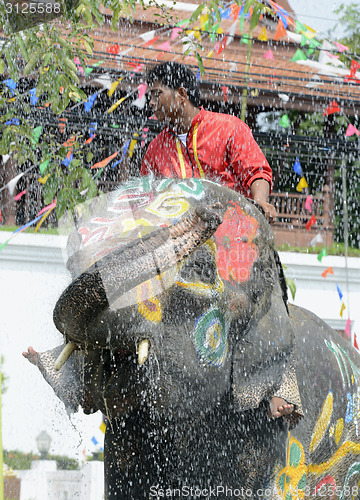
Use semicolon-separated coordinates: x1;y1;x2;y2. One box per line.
82;3;360;115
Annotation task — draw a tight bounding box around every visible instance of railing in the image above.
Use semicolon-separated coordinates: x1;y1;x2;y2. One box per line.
269;185;334;247
1;174;334;248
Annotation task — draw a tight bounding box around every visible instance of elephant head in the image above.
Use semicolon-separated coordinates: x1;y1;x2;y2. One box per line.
52;177;292;423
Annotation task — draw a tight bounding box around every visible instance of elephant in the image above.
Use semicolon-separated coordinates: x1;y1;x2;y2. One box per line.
25;177;360;500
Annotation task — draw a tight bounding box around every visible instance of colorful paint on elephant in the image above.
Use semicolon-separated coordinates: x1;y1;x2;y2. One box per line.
175;240;224;298
137;279;162;323
276;435;307;499
274;341;360;499
193;306;230;367
213;201;259;283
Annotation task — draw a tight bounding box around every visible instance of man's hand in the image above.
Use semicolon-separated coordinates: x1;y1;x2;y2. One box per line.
250;179;278;224
255;200;278;224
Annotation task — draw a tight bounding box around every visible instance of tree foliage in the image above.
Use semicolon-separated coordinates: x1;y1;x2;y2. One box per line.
0;0;263;220
3;449;80;470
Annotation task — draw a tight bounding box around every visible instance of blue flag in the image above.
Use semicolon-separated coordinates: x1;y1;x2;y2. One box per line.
293;157;302;176
5;118;20;126
29;88;39;106
3;78;17;96
91;436;99;446
84;93;98;112
337;284;343;300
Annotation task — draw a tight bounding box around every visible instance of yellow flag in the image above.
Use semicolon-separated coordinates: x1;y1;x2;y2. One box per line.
128;138;138;158
107;96;126;114
340;303;346;318
296;176;308;192
108;77;124;98
199;13;208;31
207;50;214;58
100;422;106;434
35;208;54;233
257;27;267;42
38;173;51;184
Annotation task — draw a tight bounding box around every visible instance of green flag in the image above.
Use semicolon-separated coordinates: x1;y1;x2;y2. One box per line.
39;158;50;175
241;34;249;45
309;39;321;49
290;49;308;62
295;20;307;33
300;34;308;46
279;115;290;128
31;126;43;147
0;239;10;251
317;248;328;262
177;18;190;27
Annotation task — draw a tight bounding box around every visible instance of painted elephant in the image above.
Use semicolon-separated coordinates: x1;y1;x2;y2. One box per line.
28;177;360;499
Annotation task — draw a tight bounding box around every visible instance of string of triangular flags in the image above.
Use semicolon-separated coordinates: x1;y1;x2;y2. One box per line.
281;149;356;350
316;247;356;351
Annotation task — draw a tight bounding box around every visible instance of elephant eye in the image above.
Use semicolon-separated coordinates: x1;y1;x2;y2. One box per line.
179;247;217;284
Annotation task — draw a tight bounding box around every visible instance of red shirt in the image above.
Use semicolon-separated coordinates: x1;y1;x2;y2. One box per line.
140;108;272;197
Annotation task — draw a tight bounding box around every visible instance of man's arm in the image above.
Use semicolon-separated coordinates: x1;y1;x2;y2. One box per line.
250;179;278;223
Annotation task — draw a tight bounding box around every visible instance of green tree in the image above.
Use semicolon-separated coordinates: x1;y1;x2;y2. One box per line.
0;0;264;220
333;2;360;53
3;449;80;470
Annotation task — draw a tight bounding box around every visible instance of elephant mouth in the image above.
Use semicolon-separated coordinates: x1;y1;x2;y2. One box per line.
53;202;224;370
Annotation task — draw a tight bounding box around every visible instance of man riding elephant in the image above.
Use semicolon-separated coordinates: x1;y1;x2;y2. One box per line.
140;61;300;422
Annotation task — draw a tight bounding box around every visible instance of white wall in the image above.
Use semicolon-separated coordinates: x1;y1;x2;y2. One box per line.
0;231;103;460
1;231;359;461
281;251;360;339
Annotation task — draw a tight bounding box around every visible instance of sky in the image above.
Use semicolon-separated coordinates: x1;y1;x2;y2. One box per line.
289;0;356;38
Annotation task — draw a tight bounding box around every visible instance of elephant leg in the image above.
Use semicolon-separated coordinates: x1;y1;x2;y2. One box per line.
104;412;172;500
233;403;288;499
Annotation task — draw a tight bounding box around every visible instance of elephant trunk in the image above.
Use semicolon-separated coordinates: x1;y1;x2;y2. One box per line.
53;203;223;343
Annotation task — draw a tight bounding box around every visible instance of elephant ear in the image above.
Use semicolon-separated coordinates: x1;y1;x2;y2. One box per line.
232;273;295;413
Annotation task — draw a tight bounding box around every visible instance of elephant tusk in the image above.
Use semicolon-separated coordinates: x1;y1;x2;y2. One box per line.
138;339;150;366
54;342;77;371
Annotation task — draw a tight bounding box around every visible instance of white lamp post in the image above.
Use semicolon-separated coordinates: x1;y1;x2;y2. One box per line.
36;430;51;460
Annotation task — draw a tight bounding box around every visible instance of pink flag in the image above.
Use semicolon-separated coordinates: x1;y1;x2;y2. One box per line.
137;83;147;100
334;41;349;53
305;195;313;212
345;318;351;339
14;190;27;201
264;49;274;60
38;200;57;216
171;27;182;40
323;51;339;59
346;123;360;137
156;41;171;52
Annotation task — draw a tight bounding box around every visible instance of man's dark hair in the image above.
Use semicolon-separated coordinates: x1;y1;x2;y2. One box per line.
146;62;201;107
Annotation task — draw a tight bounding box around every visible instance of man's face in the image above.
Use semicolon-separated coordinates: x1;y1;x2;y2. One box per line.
149;81;183;124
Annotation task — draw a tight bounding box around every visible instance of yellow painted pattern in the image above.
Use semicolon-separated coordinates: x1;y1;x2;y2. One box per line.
309;391;333;454
276;434;307;500
121;218;153;237
308;441;360;475
146;192;190;218
137;280;162;323
335;418;344;445
353;479;360;500
175;240;224;296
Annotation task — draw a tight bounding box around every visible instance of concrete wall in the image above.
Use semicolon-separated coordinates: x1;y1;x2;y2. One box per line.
1;231;359;462
17;460;104;500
